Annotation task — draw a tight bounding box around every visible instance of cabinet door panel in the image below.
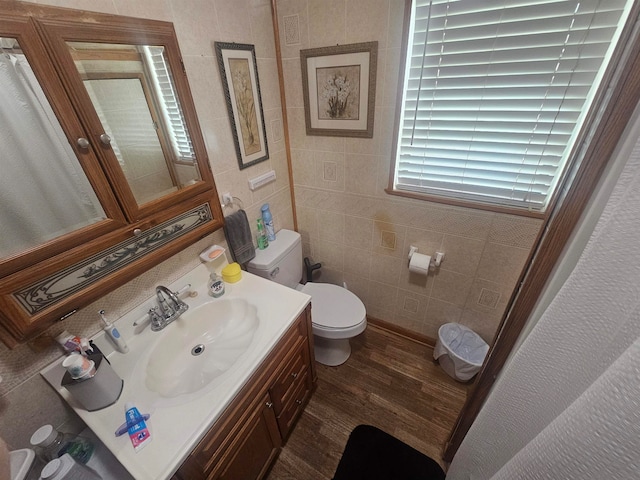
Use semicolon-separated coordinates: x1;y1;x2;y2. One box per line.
38;18;217;222
0;16;126;277
215;394;281;480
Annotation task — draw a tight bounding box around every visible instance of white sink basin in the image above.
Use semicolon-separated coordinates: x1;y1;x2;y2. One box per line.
144;299;259;398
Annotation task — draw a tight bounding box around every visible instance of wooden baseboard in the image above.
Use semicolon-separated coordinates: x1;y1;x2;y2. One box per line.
366;316;437;348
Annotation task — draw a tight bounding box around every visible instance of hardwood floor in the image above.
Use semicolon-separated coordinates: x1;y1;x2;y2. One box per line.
266;324;469;479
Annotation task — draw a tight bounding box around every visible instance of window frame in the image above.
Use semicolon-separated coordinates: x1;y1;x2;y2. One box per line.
387;0;632;219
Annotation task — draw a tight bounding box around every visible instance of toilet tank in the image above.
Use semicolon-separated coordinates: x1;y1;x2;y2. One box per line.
246;229;302;288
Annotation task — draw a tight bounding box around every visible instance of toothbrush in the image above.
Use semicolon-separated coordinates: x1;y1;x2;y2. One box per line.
99;309;129;353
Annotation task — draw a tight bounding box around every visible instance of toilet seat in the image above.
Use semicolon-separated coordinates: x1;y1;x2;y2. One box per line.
301;283;367;339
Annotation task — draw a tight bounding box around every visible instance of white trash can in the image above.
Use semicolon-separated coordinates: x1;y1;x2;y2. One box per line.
434;323;489;382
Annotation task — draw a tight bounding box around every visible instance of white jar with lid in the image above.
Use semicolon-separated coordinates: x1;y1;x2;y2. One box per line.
39;454;101;480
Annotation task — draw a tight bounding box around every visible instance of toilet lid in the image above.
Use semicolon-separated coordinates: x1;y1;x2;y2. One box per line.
301;283;366;329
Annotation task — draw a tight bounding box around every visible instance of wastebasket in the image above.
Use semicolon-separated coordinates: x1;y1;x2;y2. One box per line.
434;323;489;382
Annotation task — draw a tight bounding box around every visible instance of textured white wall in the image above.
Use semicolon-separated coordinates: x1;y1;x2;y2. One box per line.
447;99;640;479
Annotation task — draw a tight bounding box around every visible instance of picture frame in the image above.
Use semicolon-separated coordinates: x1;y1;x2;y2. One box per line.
215;42;269;170
300;41;378;138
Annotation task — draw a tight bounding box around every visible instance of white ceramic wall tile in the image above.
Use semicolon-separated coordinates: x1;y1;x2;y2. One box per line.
489;215;543;248
169;0;221;57
251;0;277;59
215;0;254;44
113;0;173;20
345;0;389;48
345;153;379;195
308;0;346;48
276;0;310;59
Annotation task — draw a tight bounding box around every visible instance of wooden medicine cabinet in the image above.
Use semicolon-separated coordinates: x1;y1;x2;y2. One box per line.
0;2;223;347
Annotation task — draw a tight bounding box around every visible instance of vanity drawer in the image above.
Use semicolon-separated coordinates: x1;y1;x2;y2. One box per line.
270;339;309;412
276;368;311;439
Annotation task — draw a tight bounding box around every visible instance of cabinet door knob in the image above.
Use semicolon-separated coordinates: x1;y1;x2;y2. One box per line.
296;399;302;405
99;133;112;145
133;228;143;236
266;401;273;409
77;137;90;149
291;372;298;379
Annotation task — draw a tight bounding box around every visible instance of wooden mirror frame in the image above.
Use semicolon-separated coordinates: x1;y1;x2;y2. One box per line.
0;3;223;347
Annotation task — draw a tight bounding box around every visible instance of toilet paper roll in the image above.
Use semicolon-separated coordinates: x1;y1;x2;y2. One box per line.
409;253;431;276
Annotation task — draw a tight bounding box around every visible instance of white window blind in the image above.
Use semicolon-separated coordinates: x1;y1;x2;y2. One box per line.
143;46;195;162
394;0;630;212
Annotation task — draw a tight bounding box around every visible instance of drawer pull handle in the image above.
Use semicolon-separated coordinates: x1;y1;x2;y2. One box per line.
266;401;273;408
291;372;298;379
296;399;302;405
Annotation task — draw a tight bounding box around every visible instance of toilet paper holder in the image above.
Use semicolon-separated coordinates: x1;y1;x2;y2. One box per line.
408;246;445;267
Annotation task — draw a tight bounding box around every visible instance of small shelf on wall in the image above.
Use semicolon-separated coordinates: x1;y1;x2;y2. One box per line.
249;170;276;190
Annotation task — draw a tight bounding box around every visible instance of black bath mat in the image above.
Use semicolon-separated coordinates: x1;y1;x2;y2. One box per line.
332;425;446;480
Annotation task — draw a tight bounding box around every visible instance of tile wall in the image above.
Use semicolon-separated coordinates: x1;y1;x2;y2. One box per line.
276;0;543;341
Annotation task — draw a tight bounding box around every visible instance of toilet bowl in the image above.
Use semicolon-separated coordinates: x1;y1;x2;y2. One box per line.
247;229;367;366
301;282;366;366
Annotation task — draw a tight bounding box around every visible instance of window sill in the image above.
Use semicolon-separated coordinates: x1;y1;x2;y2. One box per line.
384;187;547;219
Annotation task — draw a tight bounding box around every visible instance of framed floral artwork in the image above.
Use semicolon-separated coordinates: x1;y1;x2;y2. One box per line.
300;42;377;138
215;42;269;170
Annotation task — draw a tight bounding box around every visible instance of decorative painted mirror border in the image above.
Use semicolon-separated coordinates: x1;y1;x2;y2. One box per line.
300;41;378;138
215;42;270;170
14;204;213;314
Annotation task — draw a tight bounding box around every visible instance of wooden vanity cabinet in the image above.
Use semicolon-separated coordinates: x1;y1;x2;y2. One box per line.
175;306;316;480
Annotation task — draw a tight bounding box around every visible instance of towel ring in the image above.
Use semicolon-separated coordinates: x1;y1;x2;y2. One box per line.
221;196;245;217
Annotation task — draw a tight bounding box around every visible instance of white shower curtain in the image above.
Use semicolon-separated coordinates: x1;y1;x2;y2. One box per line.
0;50;104;258
446;103;640;478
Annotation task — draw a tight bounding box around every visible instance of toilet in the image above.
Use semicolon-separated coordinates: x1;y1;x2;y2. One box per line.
247;229;366;366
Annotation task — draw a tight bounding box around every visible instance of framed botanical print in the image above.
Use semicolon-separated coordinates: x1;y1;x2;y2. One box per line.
300;41;377;138
215;42;269;169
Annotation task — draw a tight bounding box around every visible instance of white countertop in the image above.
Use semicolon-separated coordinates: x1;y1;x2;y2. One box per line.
41;264;311;480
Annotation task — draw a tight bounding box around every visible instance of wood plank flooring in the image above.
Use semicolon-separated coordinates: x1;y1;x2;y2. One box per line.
266;324;469;479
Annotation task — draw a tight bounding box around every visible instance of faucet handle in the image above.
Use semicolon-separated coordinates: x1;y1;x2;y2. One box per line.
148;307;168;331
148;307;164;326
175;284;192;297
133;307;163;330
132;314;149;328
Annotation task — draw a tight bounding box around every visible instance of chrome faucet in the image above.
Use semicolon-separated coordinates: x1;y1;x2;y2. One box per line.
147;285;189;331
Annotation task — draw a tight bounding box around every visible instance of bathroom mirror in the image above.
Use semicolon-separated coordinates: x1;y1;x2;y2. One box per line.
0;35;108;259
69;41;202;206
0;6;222;346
